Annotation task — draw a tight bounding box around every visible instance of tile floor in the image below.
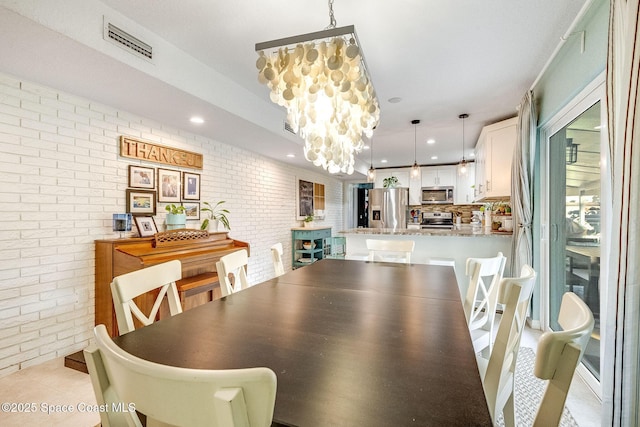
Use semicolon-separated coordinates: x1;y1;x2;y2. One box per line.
0;327;601;427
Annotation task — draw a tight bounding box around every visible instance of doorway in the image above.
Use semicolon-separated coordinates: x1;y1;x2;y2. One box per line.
541;77;607;396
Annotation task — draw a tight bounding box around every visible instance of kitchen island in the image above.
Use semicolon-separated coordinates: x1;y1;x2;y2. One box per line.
339;225;513;296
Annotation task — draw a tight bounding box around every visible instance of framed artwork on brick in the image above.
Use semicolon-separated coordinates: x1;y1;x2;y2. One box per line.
128;165;155;189
182;172;200;200
157;168;181;203
126;189;156;215
183;202;200;220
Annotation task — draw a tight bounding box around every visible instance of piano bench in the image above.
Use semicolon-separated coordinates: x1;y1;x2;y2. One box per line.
176;272;220;306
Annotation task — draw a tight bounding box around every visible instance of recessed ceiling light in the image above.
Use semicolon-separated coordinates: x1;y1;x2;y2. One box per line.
190;116;204;124
286;154;295;158
388;97;402;104
426;139;435;145
381;159;388;163
363;145;370;150
431;156;438;160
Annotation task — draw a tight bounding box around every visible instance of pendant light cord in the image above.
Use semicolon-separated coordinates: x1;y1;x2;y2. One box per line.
326;0;337;29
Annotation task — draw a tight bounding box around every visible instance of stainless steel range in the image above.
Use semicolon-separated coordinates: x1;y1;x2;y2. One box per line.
421;212;454;229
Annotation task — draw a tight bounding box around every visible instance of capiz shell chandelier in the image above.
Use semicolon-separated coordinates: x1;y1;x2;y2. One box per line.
255;4;379;174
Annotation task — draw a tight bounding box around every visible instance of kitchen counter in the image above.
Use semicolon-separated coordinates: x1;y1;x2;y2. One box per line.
338;226;513;296
339;225;512;238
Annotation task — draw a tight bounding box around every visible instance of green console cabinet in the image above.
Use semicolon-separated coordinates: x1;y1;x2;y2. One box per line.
291;227;331;269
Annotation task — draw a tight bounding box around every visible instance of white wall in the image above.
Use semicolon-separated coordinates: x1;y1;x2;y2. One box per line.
0;71;343;376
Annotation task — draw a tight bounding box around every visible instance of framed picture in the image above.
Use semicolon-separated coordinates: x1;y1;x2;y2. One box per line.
297;179;314;219
183;202;200;220
157;168;181;203
126;189;156;215
182;172;201;200
134;216;158;237
128;165;155;189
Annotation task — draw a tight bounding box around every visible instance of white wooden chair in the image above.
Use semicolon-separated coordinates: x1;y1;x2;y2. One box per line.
216;249;250;297
85;324;277;427
270;243;285;277
476;264;536;427
110;260;183;336
463;252;507;355
365;239;415;264
532;292;594;427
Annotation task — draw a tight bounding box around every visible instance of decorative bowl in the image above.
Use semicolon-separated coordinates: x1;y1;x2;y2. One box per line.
302;242;316;250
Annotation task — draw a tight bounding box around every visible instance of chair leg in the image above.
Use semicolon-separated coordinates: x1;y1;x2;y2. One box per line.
502;392;516;427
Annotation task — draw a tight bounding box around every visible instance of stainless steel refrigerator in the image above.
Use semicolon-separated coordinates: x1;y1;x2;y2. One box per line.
368;188;409;230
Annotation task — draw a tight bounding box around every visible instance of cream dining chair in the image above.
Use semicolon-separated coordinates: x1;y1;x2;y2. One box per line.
85;324;277;427
270;243;285;277
532;292;594;427
216;249;250;297
477;264;536;427
463;252;507;355
365;239;415;264
110;259;183;336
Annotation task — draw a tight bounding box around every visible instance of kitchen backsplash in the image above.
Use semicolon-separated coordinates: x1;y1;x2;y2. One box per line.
410;203;509;224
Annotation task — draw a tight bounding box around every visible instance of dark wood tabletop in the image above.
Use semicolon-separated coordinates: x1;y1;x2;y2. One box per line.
114;259;491;426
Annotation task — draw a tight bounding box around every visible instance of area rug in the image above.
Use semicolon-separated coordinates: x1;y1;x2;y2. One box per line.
496;346;579;427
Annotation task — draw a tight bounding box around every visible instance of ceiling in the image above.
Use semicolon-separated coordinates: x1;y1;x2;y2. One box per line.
0;0;588;179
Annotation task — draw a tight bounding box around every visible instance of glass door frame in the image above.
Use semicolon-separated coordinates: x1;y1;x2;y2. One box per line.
539;72;608;398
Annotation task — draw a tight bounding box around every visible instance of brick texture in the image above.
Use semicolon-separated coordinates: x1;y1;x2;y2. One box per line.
0;72;344;375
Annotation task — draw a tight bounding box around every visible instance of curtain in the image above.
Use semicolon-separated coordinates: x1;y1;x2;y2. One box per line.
603;0;640;425
510;91;536;275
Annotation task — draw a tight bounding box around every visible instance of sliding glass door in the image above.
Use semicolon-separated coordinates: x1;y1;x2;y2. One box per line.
542;78;607;393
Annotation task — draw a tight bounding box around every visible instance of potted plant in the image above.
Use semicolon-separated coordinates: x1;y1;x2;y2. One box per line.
303;214;314;228
200;201;230;231
165;203;187;230
383;176;398;188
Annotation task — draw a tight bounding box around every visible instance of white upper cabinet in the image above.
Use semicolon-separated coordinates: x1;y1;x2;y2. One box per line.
455;162;476;204
474;117;517;201
421;165;456;187
374;169;410;190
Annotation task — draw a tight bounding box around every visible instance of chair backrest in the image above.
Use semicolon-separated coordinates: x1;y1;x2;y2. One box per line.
532;292;594;427
85;324;277;427
480;264;536;426
217;249;250;297
271;243;284;277
110;259;183;336
463;252;507;354
366;239;415;264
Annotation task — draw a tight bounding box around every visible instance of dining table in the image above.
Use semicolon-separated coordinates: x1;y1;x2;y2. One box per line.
114;258;492;426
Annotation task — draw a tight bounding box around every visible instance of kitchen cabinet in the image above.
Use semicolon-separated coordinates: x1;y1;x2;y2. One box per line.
455;162;476;204
421;166;456;187
474;117;517;201
291;227;332;269
374;168;421;205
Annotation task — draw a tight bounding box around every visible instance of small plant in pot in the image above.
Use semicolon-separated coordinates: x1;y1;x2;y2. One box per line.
303;215;314;228
165;204;187;230
200;201;230;231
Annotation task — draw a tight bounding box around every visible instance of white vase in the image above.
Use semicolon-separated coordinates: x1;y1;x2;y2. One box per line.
304;221;314;228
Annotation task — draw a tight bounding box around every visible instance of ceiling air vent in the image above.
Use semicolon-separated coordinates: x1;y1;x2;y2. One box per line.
104;20;153;61
283;121;296;135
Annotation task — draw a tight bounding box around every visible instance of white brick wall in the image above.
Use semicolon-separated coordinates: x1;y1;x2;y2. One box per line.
0;72;344;376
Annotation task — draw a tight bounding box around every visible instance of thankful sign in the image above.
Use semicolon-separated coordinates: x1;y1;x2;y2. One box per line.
120;136;203;169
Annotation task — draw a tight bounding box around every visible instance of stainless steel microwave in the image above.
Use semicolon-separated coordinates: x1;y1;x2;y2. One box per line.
421;186;454;204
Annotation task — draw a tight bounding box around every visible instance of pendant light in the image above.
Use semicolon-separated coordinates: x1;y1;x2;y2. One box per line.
458;114;469;175
411;119;420;178
367;134;376;182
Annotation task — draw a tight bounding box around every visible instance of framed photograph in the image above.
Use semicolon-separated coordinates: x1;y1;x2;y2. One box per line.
157;168;181;203
134;216;158;237
297;179;314;219
128;165;155;189
183;202;200;220
126;189;156;215
182;172;201;200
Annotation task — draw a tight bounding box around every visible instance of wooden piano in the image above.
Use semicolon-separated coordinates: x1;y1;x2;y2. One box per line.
95;229;249;337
